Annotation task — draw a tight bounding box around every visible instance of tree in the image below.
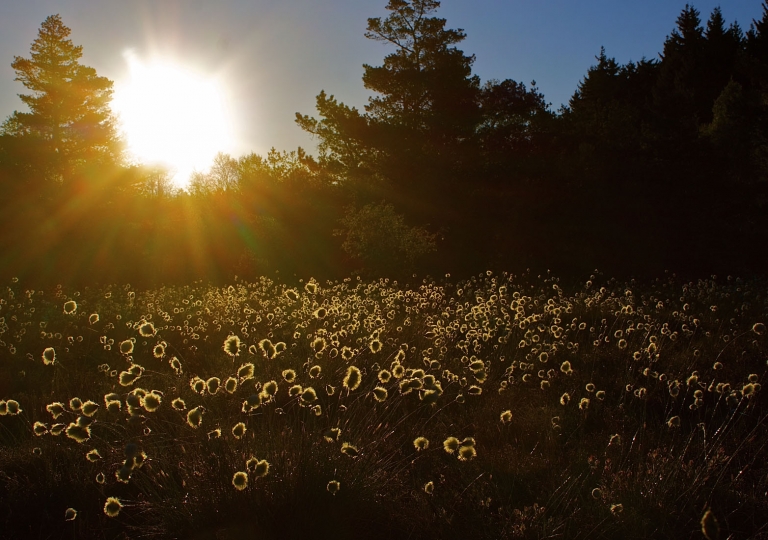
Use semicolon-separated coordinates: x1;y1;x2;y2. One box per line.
188;152;239;195
297;0;482;211
0;15;121;187
746;1;768;64
335;201;437;276
362;0;480;135
563;48;659;177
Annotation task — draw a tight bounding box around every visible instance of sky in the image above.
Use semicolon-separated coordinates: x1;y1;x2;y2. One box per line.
0;0;765;170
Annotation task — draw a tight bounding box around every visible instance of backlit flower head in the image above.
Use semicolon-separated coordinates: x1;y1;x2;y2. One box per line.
457;445;477;461
119;340;134;355
301;386;318;403
341;442;359;458
187;407;203;428
172;397;186;410
119;371;139;387
46;402;65;419
169;356;183;375
153;343;165;359
232;422;247;439
190;376;206;395
138;321;155;337
311;337;327;354
142;392;161;413
258;338;277;359
392;364;405;379
327;480;340;495
237;362;255;381
232;471;248;490
81;401;99;417
33;421;48;436
742;383;757;398
263;380;278;396
42;347;56;365
282;369;296;383
223;335;241;357
443;437;460;454
63;300;77;315
224;377;238;394
103;497;122;517
372;386;388;402
413;437;429;451
343;366;362;391
206;377;221;395
253;459;270;478
467;385;482;396
65;423;91;443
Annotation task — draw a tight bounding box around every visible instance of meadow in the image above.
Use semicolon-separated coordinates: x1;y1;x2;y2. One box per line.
0;271;765;539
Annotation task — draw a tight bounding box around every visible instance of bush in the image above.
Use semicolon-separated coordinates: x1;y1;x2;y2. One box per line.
335;202;437;276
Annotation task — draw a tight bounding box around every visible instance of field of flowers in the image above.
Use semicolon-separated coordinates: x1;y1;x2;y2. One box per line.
0;271;766;539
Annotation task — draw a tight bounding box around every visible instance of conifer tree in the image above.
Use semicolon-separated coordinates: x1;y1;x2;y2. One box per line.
1;15;121;187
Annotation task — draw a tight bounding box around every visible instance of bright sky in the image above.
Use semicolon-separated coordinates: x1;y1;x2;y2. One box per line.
0;0;764;173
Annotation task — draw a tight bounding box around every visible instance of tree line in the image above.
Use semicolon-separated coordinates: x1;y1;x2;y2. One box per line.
1;2;767;287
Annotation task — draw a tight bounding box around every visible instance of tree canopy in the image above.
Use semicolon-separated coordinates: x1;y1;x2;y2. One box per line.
1;14;122;188
1;4;768;285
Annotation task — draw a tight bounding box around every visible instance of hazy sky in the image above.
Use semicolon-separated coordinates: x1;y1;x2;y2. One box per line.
0;0;764;163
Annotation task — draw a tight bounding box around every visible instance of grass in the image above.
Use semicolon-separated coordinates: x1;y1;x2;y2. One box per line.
0;271;766;539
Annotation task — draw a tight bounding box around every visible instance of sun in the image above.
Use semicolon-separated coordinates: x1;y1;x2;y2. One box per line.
112;53;234;187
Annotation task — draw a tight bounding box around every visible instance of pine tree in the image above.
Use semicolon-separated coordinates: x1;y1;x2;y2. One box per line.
1;15;121;186
362;0;480;136
297;0;482;220
746;1;768;63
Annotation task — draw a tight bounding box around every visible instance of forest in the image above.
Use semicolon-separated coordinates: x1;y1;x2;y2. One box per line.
1;2;767;287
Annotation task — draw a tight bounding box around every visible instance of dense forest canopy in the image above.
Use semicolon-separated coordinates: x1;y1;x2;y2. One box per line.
1;2;767;287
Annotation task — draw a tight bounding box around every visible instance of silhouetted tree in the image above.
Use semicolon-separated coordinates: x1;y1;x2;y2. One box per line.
297;1;482;214
0;15;122;187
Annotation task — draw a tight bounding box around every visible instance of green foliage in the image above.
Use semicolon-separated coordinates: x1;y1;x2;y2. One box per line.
335;201;437;276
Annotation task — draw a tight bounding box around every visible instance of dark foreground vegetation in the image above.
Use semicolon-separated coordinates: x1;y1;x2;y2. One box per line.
0;272;766;539
1;2;768;287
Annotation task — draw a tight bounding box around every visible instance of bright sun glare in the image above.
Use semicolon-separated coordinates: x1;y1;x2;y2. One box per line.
112;53;234;187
